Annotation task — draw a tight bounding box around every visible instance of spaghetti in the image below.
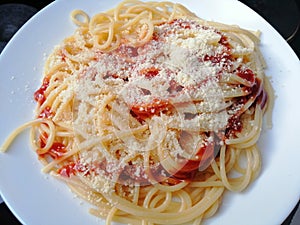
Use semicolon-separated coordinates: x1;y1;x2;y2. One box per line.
1;0;274;224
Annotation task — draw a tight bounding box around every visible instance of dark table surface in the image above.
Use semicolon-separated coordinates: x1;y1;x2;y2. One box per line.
0;0;299;225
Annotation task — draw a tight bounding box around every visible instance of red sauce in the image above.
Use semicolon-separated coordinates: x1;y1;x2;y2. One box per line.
168;19;192;29
247;78;262;101
60;49;67;62
236;78;261;107
226;76;268;137
130;98;173;121
58;161;94;177
176;144;214;174
163;170;197;184
34;77;49;105
225;80;258;137
38;132;47;146
164;132;216;182
38;142;67;160
237;68;255;85
164;177;185;185
103;72;119;79
38;106;53;118
58;162;76;177
248;78;268;110
139;67;160;79
152;32;160;41
226;115;243;137
203;36;233;65
219;35;231;51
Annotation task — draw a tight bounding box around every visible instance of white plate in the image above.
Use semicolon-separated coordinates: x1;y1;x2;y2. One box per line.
0;0;299;225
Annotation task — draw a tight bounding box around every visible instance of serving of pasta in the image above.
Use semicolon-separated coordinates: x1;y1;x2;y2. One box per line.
1;0;274;224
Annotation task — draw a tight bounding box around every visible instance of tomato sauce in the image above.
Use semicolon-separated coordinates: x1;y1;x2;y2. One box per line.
38;142;67;160
58;162;76;177
38;106;53;119
130;98;173;121
34;77;49;105
139;67;160;79
237;68;255;85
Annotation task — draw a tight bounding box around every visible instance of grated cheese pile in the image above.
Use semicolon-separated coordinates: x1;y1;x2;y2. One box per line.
60;19;253;190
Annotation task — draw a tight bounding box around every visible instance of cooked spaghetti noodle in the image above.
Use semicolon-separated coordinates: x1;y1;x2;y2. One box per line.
1;0;274;224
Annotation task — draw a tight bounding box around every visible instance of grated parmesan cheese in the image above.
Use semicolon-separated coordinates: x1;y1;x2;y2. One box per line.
65;18;256;184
